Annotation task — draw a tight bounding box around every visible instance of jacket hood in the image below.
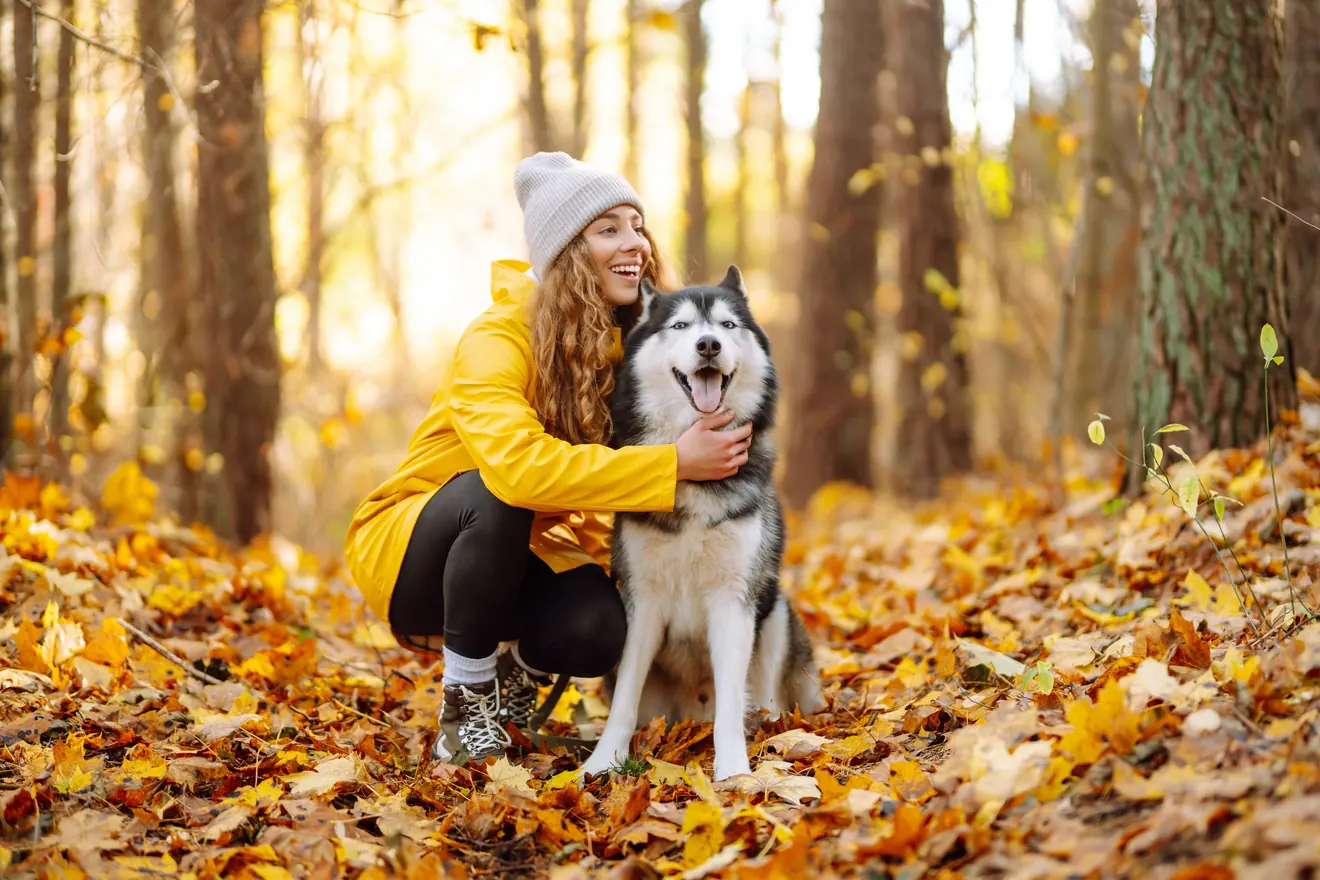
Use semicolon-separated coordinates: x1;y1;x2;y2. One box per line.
491;259;538;303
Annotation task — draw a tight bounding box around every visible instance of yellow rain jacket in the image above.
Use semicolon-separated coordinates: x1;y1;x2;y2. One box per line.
344;259;678;624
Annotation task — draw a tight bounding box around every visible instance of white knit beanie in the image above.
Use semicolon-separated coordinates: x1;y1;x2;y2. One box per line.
514;152;645;278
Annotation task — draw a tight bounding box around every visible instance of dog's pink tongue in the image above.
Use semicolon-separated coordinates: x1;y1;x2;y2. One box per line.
692;372;722;413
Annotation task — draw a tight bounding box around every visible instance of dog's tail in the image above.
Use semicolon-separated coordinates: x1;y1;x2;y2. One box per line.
785;606;827;715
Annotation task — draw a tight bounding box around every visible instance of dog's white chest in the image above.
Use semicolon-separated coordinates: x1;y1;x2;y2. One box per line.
619;508;761;638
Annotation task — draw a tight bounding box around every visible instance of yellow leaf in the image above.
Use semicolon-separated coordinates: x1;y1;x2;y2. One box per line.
544;768;584;791
83;617;131;669
114;854;178;874
39;483;71;519
647;9;677;29
284;756;360;798
146;583;206;618
52;734;101;793
223;778;285;808
847;166;880;196
353;621;397;649
680;800;726;868
1176;569;1214;613
1057;679;1143;763
485;756;535;796
647;758;687;786
117;743;169;782
890;760;935;803
100;461;158;525
549;682;583;724
894;655;929;689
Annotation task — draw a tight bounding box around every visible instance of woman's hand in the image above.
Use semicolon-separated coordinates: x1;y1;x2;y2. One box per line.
675;410;753;481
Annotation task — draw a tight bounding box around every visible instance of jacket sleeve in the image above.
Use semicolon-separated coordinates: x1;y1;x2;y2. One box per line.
447;319;677;513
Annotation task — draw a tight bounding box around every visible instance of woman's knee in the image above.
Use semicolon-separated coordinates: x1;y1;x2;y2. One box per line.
520;571;627;677
449;470;534;536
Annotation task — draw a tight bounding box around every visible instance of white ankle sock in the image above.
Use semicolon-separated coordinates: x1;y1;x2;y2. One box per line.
442;646;497;686
511;643;550;679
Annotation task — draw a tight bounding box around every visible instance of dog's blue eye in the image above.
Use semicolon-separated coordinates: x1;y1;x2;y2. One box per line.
722;321;737;330
671;322;688;330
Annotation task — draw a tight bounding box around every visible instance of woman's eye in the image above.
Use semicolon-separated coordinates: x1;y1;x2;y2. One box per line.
601;226;616;234
672;322;688;330
722;321;737;330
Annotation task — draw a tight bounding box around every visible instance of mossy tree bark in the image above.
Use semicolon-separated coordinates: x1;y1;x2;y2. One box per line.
889;0;972;499
1135;0;1296;462
1284;0;1320;377
781;0;882;508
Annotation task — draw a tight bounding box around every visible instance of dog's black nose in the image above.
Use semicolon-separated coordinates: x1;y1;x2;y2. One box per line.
696;335;721;358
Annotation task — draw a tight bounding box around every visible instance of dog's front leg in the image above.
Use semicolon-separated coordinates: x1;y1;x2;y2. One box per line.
580;600;664;776
707;593;756;781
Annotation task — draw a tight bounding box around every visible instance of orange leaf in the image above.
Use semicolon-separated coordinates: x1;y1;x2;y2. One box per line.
1169;607;1212;669
82;618;130;669
890;760;935;804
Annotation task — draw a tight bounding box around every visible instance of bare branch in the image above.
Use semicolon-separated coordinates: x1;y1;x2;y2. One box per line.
19;0;162;75
1263;196;1320;232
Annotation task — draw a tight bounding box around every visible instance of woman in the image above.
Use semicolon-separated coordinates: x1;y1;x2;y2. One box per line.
344;152;752;765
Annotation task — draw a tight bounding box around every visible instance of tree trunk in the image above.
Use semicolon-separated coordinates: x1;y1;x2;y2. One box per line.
770;0;792;288
1058;0;1142;435
1284;0;1320;377
0;4;12;463
890;0;971;500
1135;0;1294;463
300;0;326;378
12;0;38;440
682;0;708;281
733;81;751;270
520;0;555;154
570;0;588;158
623;0;640;183
781;0;882;509
195;0;281;543
50;0;76;444
141;0;197;520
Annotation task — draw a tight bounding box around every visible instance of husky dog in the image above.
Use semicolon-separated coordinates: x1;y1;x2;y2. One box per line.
579;265;824;782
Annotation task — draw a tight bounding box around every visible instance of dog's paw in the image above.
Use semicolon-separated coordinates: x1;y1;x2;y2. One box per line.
580;749;626;778
713;753;752;782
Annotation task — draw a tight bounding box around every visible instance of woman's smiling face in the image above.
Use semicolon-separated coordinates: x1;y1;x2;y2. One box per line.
584;206;651;306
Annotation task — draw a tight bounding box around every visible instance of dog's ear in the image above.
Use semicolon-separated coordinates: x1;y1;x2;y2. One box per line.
717;264;747;298
637;278;659;323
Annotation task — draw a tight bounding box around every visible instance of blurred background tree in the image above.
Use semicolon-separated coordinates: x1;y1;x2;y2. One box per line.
0;0;1314;554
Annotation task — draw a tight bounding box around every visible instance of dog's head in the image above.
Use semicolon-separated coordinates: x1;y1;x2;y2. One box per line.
621;265;775;433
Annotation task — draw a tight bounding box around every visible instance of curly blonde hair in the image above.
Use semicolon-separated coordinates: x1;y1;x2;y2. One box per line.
529;228;671;446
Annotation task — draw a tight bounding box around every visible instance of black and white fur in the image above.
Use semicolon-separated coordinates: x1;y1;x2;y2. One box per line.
580;265;824;782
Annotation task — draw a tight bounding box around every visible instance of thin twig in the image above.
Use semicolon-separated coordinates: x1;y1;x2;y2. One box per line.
18;0;161;74
1262;197;1320;232
331;696;408;731
118;618;228;686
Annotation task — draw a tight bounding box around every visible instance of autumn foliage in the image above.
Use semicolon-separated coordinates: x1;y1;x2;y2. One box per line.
3;379;1320;878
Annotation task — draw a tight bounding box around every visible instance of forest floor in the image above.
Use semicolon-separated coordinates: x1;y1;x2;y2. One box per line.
4;375;1320;879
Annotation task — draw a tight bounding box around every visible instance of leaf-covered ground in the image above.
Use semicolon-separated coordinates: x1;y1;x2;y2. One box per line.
5;381;1320;879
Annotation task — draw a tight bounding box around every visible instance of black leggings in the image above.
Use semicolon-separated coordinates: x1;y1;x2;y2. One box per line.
388;470;626;678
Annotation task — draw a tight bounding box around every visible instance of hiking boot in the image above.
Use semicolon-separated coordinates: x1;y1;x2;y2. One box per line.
497;651;552;731
432;679;511;765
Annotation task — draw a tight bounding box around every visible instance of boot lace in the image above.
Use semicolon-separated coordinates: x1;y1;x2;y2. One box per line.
501;665;541;729
457;684;511;756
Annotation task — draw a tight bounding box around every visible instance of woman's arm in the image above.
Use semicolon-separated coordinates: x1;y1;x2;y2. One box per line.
448;319;677;513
